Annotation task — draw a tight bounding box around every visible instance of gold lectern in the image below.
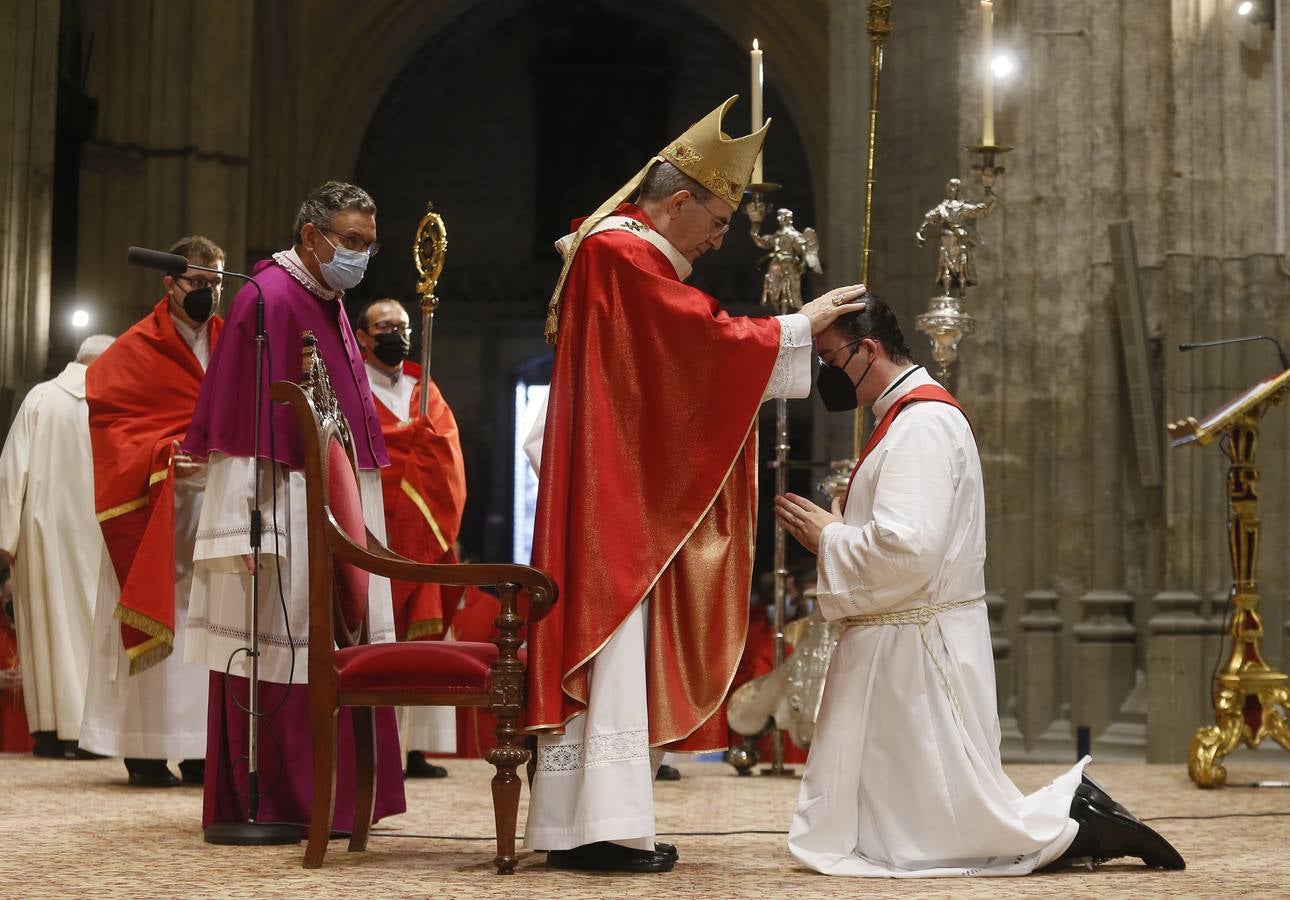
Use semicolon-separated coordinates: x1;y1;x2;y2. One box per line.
1168;368;1290;787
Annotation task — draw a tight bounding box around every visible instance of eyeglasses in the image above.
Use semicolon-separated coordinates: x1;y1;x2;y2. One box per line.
174;273;223;293
320;228;381;257
692;194;732;236
368;321;409;336
816;339;863;369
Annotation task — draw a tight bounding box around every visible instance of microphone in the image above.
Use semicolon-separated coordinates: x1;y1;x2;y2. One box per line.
126;246;192;275
1178;335;1290;371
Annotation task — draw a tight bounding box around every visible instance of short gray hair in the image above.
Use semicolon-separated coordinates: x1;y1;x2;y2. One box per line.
293;181;377;242
76;334;115;364
637;161;715;205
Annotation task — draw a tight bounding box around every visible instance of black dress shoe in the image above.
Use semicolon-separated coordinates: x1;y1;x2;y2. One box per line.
546;841;675;873
32;731;64;758
71;745;109;760
655;764;681;781
405;752;448;778
124;758;181;788
178;758;205;785
1043;793;1185;871
654;841;679;861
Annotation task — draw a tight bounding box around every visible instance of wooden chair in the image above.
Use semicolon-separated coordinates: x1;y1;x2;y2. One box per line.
271;331;557;874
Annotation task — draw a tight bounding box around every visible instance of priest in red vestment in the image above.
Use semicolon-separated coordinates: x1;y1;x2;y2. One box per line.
355;297;466;778
522;96;867;873
81;235;224;787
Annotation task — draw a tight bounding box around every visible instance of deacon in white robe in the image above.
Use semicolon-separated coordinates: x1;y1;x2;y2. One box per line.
0;336;114;746
778;297;1183;877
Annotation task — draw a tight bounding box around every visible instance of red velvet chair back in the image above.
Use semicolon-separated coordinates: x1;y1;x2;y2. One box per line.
326;436;369;647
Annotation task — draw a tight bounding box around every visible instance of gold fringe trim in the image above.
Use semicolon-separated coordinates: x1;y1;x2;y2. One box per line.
96;468;170;522
406;618;445;641
400;478;450;553
113;604;175;675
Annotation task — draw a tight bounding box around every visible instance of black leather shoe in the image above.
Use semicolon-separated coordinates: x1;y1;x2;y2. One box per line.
654;841;679;861
31;731;64;758
1043;793;1185;871
405;752;448;778
655;764;681;781
124;758;181;788
178;759;205;785
546;841;675;873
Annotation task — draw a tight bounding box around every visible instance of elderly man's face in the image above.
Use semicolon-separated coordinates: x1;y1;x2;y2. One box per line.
670;191;731;262
302;209;378;266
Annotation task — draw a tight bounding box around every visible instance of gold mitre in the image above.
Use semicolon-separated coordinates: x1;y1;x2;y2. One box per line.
660;95;771;211
544;96;772;343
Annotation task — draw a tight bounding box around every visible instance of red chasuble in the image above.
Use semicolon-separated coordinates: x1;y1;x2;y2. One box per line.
527;202;782;751
372;361;467;639
87;298;222;674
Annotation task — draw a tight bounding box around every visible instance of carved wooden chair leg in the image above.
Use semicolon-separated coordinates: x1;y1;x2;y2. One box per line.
486;715;524;874
305;705;339;868
348;705;377;853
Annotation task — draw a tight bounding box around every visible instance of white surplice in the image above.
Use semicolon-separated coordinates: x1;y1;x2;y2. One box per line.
0;362;102;740
366;359;456;755
788;366;1084;877
523;216;815;852
80;320;213;759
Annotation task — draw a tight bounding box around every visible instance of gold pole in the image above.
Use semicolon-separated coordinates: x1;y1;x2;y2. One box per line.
856;0;893;456
412;202;447;417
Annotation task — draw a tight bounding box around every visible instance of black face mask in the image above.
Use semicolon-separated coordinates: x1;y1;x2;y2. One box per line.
816;349;874;412
181;287;214;324
372;331;410;367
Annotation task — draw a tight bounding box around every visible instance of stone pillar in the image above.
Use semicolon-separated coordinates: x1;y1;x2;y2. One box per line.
74;0;253;339
1072;590;1136;740
1146;590;1207;763
987;591;1025;758
0;0;59;413
1017;589;1064;752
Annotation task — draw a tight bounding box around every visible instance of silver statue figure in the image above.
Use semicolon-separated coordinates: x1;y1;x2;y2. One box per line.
915;176;997;296
751;208;822;312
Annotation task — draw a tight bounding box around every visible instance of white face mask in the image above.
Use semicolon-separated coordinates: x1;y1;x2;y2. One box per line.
313;230;369;291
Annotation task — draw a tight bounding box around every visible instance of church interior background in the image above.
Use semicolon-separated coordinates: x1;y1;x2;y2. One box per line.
4;0;1290;775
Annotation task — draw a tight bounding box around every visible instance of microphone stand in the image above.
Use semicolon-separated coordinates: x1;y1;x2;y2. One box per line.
185;262;299;846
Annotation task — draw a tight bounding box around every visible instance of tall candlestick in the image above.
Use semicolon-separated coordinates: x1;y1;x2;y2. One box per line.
751;39;764;183
981;1;995;146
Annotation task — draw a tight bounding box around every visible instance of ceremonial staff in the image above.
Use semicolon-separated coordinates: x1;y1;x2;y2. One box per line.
413;202;448;413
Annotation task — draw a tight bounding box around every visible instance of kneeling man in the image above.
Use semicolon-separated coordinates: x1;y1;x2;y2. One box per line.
776;296;1184;877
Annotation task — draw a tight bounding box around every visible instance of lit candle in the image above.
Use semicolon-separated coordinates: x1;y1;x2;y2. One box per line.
981;1;995;146
751;39;764;183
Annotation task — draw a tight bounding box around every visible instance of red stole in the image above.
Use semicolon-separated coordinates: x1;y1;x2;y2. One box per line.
372;362;467;640
527;202;781;751
844;381;968;506
87;298;222;674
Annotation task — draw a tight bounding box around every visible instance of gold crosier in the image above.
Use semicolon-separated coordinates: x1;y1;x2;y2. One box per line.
412;202;448;417
1168;369;1290;787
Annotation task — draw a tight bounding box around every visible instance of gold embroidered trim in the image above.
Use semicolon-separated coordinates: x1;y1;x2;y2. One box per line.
406;617;445;641
667;142;702;166
96;468;169;522
112;605;176;676
400;477;451;553
702;169;739;204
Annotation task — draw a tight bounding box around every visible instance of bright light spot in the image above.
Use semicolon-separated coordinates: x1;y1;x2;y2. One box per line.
991;53;1016;78
753;38;760;51
71;309;90;328
1238;1;1255;16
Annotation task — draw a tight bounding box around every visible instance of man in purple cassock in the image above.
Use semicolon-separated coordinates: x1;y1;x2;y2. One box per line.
183;181;407;831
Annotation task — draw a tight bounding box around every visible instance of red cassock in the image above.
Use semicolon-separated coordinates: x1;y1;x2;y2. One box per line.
526;202;782;752
372;361;467;640
86;298;222;674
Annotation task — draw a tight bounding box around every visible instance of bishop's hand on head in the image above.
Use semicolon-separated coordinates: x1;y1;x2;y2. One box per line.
800;285;867;336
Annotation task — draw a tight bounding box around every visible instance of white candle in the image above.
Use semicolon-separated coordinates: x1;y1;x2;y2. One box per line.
751;39;764;183
981;1;995;146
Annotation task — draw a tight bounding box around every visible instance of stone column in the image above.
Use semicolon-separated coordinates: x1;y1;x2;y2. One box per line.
0;0;59;413
1017;589;1065;753
1146;590;1207;763
987;591;1025;758
1072;590;1136;740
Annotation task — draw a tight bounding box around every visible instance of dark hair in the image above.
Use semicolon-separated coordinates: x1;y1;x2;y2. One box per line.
167;235;225;267
293;181;377;243
833;294;912;362
354;297;406;333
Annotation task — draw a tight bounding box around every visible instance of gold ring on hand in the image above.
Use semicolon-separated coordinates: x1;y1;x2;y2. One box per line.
831;295;848;307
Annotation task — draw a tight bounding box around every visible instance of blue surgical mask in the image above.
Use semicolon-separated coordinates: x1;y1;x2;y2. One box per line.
313;231;369;291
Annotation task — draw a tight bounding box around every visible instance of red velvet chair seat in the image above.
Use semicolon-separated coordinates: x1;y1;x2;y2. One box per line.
337;641;499;695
